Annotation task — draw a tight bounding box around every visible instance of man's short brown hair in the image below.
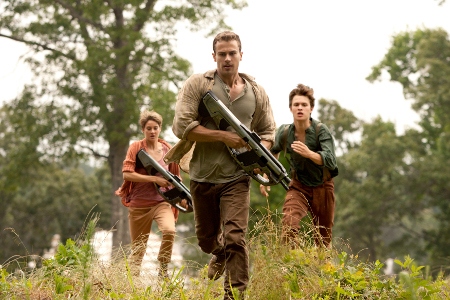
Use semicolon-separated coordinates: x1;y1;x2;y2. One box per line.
212;31;242;53
289;84;315;108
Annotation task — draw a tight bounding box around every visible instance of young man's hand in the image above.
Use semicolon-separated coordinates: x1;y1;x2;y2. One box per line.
259;184;270;197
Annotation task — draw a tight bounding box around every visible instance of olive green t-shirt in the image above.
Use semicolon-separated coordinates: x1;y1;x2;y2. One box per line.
189;74;256;183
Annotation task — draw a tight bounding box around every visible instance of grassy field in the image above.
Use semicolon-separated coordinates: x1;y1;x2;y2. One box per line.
1;214;449;299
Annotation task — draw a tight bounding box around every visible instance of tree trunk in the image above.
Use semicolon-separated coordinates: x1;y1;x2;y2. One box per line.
109;142;131;250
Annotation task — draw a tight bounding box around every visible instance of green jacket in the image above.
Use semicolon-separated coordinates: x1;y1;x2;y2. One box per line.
271;119;338;187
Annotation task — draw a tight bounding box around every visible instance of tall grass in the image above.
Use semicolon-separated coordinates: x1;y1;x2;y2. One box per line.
1;211;450;299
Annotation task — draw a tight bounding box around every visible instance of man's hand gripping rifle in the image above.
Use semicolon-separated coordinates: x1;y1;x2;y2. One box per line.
200;91;291;190
137;149;193;213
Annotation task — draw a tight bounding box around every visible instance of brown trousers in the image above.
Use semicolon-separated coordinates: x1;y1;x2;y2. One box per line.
128;202;176;270
191;175;251;299
282;178;335;247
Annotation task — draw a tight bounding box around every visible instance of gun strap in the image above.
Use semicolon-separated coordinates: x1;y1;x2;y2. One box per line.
315;122;322;149
314;123;332;181
282;124;289;154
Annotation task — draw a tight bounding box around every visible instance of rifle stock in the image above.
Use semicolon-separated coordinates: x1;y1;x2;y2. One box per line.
200;91;291;190
137;149;193;213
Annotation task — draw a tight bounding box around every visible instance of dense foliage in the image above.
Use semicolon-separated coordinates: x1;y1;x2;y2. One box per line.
0;0;247;248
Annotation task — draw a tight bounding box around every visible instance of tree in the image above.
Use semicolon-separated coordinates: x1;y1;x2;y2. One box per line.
0;164;112;268
365;27;450;271
366;28;450;146
317;98;362;154
333;118;423;262
0;96;114;266
0;0;247;248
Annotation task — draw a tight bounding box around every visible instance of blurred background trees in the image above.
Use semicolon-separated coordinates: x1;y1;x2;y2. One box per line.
1;1;450;277
0;0;247;257
331;27;450;273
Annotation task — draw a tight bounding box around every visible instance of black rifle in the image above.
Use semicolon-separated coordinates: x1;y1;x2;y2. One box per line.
137;149;193;213
199;91;291;190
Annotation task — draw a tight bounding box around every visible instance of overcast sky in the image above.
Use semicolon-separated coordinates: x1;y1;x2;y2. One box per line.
1;0;449;135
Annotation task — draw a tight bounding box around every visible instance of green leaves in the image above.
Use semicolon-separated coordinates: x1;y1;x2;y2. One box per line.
0;0;248;162
317;98;362;153
363;26;450;271
367;28;450;141
0;159;111;267
0;0;248;248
